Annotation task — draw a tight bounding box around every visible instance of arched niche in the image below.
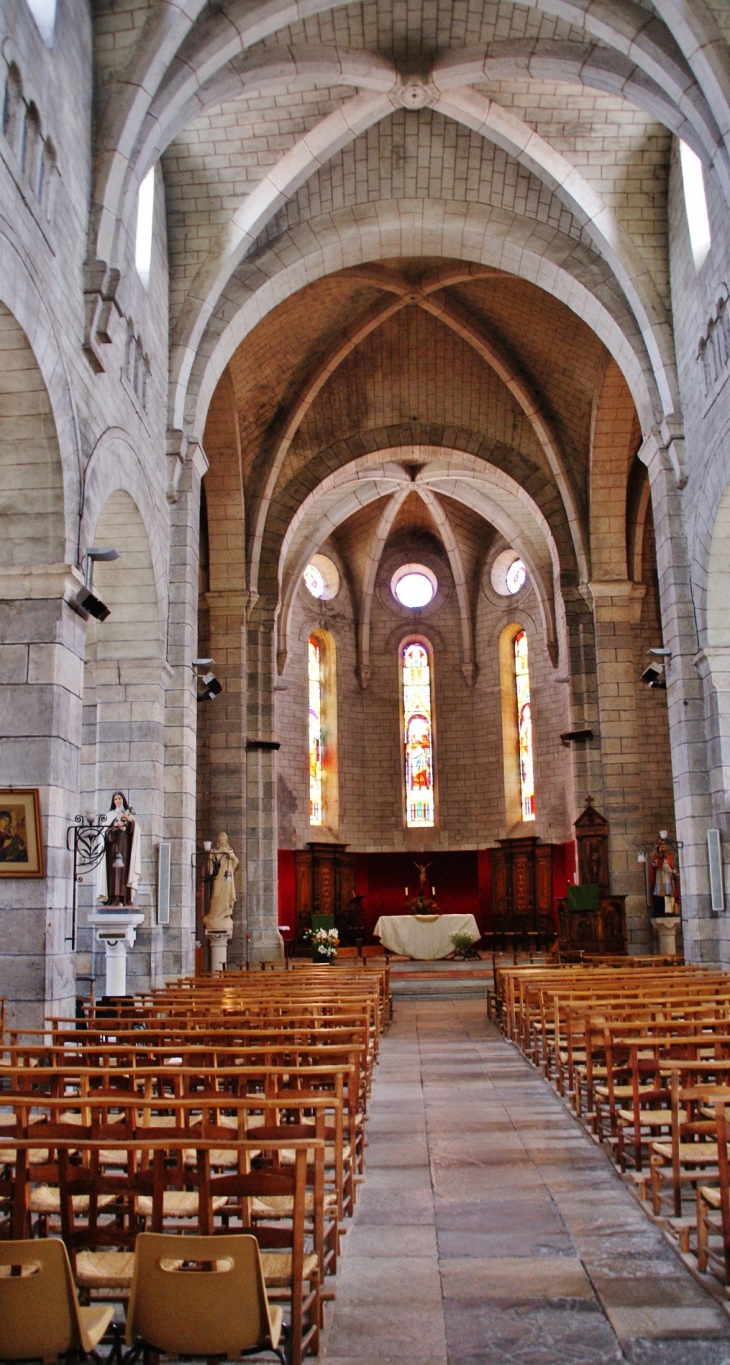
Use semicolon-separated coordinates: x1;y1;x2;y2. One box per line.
85;489;161;663
0;301;64;569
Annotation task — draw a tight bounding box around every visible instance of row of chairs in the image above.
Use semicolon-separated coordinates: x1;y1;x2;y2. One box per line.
0;962;391;1362
490;960;730;1295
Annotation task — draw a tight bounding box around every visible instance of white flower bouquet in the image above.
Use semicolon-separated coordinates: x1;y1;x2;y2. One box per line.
306;926;339;960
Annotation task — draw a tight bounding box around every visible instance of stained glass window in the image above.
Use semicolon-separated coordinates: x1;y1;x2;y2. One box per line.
514;630;535;821
402;642;435;828
304;563;325;598
308;637;323;824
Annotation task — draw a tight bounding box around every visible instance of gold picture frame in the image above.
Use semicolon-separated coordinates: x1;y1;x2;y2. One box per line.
0;789;45;878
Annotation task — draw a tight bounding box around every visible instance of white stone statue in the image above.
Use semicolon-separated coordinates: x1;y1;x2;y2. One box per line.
204;832;239;938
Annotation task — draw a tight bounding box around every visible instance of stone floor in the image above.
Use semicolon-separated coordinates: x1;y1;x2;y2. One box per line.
320;999;730;1365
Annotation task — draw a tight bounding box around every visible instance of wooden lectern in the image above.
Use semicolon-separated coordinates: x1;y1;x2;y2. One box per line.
557;797;627;955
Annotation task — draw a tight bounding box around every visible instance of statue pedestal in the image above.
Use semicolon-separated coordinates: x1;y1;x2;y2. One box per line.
206;929;230;972
88;911;144;997
651;915;681;956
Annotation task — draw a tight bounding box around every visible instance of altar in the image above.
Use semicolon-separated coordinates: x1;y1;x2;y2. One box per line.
373;913;480;960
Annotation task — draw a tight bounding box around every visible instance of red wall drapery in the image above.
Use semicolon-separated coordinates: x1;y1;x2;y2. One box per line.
278;844;576;941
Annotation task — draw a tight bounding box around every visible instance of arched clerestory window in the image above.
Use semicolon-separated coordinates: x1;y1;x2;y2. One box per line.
401;639;435;829
514;630;535;822
308;630;338;830
499;623;536;827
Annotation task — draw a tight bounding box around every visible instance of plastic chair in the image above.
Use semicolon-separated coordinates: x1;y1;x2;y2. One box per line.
125;1232;287;1365
0;1237;114;1363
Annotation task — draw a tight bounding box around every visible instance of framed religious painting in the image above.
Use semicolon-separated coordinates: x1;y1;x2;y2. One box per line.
0;789;45;877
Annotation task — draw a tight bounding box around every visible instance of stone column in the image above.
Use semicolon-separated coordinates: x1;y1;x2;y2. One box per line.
204;587;248;964
0;565;86;1028
164;441;209;983
246;598;282;964
562;584;606;813
641;432;713;963
589;579;649;951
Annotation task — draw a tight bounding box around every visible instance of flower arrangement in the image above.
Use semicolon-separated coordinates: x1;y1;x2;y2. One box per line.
305;926;339;960
408;894;440;916
451;931;479;959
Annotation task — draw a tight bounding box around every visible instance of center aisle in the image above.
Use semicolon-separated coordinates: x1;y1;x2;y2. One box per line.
321;999;730;1365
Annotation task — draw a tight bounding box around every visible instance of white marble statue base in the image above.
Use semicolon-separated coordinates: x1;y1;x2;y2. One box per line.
651;915;681;956
207;928;231;972
88;911;145;997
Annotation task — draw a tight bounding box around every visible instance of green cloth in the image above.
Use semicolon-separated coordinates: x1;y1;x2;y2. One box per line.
311;914;335;931
567;884;600;911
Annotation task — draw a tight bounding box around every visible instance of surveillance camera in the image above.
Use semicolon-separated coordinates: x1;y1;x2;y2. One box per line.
72;586;111;622
641;663;666;688
197;672;223;700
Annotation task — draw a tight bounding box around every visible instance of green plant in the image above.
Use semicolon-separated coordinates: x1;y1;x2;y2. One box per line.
451;931;478;957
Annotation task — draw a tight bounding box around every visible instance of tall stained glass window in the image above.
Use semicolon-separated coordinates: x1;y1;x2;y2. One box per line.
514;630;535;821
308;636;323;824
402;642;435;828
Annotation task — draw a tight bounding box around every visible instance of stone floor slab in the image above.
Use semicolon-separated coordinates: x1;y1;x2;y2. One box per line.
321;1000;730;1364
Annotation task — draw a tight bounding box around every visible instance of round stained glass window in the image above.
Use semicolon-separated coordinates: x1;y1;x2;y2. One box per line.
491;549;529;596
303;554;340;601
303;563;325;598
391;563;437;609
506;558;527;595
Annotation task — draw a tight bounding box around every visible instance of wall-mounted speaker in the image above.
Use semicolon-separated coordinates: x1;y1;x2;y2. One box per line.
157;842;171;924
708;828;724;913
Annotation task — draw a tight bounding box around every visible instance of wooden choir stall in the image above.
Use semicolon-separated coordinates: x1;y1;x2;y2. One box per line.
490;836;554;950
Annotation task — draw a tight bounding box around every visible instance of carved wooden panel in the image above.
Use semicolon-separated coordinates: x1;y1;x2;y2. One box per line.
535;846;552;917
491;848;507;916
574;799;610;891
294;844;357;946
491;838;553;945
557;895;627;956
512;852;531;915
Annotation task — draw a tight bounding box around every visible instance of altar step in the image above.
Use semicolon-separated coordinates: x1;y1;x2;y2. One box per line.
389;958;493;999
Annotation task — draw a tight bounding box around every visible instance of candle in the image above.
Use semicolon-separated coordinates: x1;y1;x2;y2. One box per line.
431;886;435;896
405;886;409;896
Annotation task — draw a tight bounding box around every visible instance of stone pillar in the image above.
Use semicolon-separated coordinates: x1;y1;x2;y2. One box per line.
562;584;605;813
641;432;713;963
246;599;282;964
204;587;248;963
164;441;209;983
694;647;730;963
590;580;649;951
0;565;86;1029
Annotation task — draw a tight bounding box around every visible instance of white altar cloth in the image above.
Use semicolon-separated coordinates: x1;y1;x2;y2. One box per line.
373;913;480;960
